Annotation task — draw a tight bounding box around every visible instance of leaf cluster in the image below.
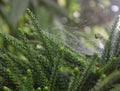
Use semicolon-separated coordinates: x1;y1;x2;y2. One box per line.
0;9;120;91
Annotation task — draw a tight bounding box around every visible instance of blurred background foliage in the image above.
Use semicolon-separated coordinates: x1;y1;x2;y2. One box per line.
0;0;120;56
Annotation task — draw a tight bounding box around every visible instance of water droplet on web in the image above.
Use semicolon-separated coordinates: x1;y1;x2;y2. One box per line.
99;42;104;49
116;20;120;31
36;44;42;49
73;11;80;18
111;5;119;12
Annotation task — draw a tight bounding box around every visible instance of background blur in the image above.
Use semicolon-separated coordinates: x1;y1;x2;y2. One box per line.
0;0;120;56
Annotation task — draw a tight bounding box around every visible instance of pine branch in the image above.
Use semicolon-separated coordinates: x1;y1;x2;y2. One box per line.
109;84;120;91
68;53;98;91
102;15;120;63
98;57;119;74
25;69;35;91
0;30;49;87
90;70;120;91
5;68;27;91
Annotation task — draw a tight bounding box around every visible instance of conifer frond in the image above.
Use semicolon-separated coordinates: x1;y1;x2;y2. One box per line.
0;9;120;91
102;15;120;64
98;57;120;74
68;53;98;91
0;30;49;87
90;70;120;91
109;84;120;91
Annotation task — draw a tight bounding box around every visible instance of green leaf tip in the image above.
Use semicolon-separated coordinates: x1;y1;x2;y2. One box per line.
59;47;64;51
6;69;11;73
26;8;31;14
36;87;41;91
3;86;12;91
26;8;30;11
112;57;117;61
100;74;107;80
93;67;100;73
26;8;36;20
43;86;49;91
74;67;79;75
27;69;32;76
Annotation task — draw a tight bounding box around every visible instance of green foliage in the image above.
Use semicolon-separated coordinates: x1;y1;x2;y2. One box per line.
0;9;120;91
91;70;120;91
